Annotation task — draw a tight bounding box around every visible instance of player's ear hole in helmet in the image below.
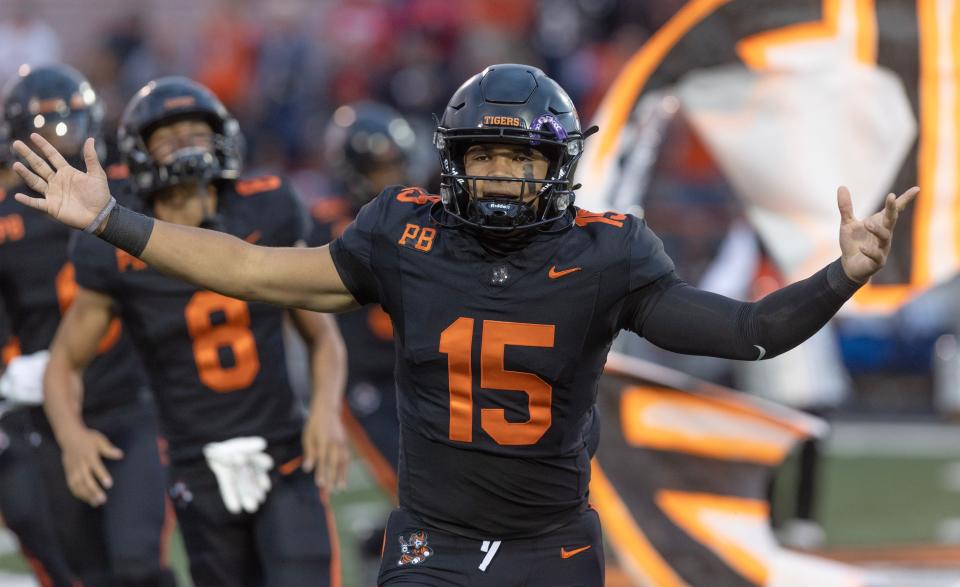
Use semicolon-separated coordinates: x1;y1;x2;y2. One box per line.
325;101;416;207
1;63;105;166
118;76;244;199
434;63;598;233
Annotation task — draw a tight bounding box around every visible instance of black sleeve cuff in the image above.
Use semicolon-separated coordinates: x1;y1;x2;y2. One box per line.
825;258;864;300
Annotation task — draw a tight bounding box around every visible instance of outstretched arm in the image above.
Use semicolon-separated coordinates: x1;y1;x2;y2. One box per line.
12;134;358;313
144;223;357;312
637;261;856;360
630;185;918;359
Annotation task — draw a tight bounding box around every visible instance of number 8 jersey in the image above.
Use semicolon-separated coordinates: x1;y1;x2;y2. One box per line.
330;185;675;539
73;177;310;463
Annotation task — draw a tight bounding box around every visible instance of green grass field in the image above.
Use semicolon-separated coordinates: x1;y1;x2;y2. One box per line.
774;421;960;548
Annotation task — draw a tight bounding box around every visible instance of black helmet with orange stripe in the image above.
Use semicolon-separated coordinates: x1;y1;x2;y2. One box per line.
1;64;104;166
434;64;596;232
118;76;243;197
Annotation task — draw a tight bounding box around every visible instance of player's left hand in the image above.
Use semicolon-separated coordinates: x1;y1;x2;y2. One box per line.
837;185;919;283
302;407;349;492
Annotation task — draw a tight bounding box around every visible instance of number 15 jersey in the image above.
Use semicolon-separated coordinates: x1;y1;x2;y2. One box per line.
330;186;675;539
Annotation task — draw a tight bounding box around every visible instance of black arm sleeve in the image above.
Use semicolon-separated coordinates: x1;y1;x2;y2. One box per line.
627;259;862;360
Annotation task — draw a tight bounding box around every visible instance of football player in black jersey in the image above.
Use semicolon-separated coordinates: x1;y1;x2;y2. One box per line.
310;102;413;570
310;101;415;494
39;77;348;587
0;64;172;587
0;74;81;587
13;64;917;587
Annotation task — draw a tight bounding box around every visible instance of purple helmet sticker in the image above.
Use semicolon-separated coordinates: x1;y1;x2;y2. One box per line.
530;114;568;145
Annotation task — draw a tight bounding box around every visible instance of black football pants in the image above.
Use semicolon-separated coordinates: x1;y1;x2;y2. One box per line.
168;451;339;587
0;408;77;587
34;400;174;587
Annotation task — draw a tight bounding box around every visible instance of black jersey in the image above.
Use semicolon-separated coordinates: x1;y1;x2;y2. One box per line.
0;181;146;416
330;186;674;539
73;176;310;462
308;195;395;385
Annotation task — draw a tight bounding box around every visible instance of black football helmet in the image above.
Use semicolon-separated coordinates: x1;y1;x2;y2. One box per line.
118;76;243;196
1;64;104;165
325;101;416;206
434;64;595;232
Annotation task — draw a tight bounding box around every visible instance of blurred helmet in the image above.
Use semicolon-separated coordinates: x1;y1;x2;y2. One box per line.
325;101;416;205
434;64;593;232
118;76;243;197
1;64;104;165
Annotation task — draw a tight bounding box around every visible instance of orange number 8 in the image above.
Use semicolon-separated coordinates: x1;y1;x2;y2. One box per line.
184;291;260;393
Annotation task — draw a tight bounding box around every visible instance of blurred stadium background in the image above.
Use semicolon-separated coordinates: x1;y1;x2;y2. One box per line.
3;0;960;585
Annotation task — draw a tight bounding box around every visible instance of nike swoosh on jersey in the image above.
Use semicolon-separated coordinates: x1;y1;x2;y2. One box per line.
560;545;591;559
754;345;766;360
548;266;582;279
244;230;262;244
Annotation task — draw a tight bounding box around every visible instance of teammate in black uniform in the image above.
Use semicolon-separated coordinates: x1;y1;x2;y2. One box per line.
0;116;80;587
12;64;918;587
41;77;347;587
310;101;416;493
0;64;171;587
310;102;413;574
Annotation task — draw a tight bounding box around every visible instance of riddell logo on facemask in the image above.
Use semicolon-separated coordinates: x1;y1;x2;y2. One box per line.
483;115;523;128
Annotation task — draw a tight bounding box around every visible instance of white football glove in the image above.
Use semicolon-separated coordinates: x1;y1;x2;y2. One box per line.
0;350;50;406
202;436;274;514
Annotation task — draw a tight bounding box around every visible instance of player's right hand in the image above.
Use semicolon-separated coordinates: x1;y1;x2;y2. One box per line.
60;426;124;507
11;134;112;231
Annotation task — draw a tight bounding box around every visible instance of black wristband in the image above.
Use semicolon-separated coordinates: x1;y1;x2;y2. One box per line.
98;205;155;257
825;258;863;299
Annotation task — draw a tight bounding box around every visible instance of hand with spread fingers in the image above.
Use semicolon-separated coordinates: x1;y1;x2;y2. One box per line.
837;185;919;284
11;133;113;231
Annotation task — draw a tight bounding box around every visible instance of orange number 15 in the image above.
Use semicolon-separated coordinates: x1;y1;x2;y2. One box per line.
439;318;555;446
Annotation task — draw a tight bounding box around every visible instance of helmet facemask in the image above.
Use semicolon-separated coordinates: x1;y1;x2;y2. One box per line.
153;145;221;191
127;115;241;200
119;78;243;200
436;123;586;233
